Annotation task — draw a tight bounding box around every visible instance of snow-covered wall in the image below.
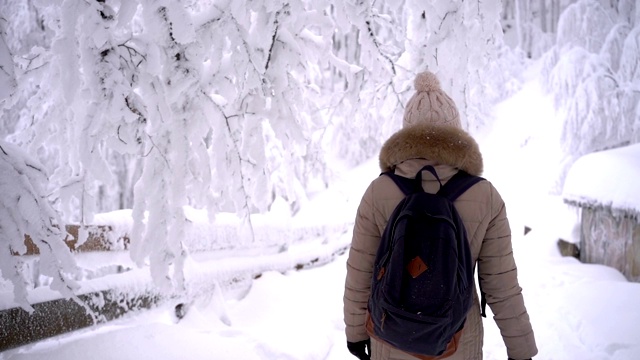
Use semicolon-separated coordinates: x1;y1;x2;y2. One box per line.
563;143;640;282
563;143;640;218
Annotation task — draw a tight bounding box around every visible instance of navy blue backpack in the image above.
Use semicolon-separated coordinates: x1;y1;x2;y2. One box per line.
368;165;483;356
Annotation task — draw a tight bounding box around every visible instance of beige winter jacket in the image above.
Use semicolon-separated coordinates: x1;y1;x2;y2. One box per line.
343;124;538;360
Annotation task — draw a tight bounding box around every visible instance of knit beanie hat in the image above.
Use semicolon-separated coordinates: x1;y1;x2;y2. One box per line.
402;71;461;129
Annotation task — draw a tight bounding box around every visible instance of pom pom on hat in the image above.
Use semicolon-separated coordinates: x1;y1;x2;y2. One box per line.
403;71;461;129
414;71;441;92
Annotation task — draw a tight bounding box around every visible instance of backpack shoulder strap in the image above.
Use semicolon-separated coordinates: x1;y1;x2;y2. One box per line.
383;165;473;197
437;170;485;202
381;171;422;196
439;170;487;317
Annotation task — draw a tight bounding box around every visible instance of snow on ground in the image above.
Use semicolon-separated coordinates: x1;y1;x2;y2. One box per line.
3;80;640;360
1;251;351;360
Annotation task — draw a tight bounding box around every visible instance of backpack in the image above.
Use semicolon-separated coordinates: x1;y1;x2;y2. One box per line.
367;165;484;357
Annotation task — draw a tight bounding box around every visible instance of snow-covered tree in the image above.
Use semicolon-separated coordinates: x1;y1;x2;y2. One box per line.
541;0;639;189
0;23;15;102
0;140;80;312
326;0;514;164
0;0;360;293
322;0;406;166
400;0;507;134
1;0;515;300
501;0;574;59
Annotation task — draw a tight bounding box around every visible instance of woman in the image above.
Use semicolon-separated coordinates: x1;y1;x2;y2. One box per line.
343;71;538;360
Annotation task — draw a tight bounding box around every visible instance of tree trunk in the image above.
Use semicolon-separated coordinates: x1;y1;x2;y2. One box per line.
540;0;547;33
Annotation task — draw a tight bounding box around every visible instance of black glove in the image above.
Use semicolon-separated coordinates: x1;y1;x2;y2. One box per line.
508;358;532;360
347;339;371;360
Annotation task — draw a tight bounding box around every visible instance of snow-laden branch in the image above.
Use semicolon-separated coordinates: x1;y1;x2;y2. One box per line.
364;19;396;75
401;0;505;132
0;141;81;312
0;20;16;101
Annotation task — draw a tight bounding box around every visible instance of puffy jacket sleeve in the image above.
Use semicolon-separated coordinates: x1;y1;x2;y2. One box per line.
478;185;538;359
343;182;380;342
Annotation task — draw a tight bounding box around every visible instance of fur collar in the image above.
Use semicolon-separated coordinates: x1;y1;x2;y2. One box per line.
379;124;483;176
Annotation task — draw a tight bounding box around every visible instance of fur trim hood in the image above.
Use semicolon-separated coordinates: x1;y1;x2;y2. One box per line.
379;124;483;176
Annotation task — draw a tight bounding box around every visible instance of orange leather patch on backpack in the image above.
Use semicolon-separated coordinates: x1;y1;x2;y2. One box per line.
407;256;428;278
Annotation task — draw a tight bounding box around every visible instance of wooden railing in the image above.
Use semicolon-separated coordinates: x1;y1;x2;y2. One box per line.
17;225;129;255
2;225;141;351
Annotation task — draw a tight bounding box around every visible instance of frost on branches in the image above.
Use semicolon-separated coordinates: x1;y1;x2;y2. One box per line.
1;0;354;292
400;0;505;134
1;0;512;296
0;28;16;101
324;0;405;167
324;0;507;164
0;141;80;312
540;0;640;187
